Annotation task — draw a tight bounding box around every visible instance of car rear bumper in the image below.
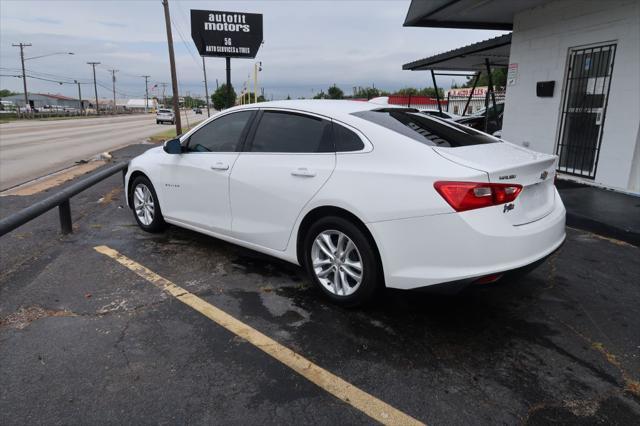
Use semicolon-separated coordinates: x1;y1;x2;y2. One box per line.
368;189;566;290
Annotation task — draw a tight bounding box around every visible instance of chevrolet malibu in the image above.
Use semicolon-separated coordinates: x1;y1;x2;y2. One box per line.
125;100;565;306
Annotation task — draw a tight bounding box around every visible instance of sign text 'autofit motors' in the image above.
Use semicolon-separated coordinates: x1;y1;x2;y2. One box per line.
191;10;263;59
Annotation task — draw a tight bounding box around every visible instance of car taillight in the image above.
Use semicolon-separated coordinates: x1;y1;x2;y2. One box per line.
434;181;523;212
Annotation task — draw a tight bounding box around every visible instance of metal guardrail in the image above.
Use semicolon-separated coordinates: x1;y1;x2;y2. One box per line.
0;162;128;237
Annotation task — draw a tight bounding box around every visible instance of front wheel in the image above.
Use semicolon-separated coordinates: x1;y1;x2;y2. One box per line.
303;216;382;307
130;176;166;232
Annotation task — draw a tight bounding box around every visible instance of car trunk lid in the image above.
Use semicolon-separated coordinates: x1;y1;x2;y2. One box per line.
433;142;557;225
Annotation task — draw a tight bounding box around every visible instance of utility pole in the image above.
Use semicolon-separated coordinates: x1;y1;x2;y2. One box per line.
74;80;83;114
160;82;168;107
87;62;100;116
202;57;210;117
226;57;231;109
162;0;182;134
12;43;31;111
108;69;118;114
141;75;150;113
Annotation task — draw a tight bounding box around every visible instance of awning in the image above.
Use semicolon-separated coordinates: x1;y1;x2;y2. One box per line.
402;33;511;72
403;0;552;30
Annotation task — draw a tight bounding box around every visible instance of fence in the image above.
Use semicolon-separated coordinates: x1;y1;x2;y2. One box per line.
0;162;128;237
446;92;506;116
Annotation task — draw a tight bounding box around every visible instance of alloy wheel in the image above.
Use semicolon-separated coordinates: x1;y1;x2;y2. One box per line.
133;183;155;226
311;230;363;296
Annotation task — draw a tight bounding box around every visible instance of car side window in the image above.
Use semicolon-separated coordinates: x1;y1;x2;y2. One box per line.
249;111;332;153
333;123;364;152
187;111;253;153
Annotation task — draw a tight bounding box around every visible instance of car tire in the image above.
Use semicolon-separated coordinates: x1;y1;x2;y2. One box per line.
130;175;166;233
156;120;160;124
303;216;382;307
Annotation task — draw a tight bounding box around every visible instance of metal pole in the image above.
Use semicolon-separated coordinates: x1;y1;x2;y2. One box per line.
202;57;210;117
484;58;498;133
108;69;118;115
462;72;480;116
58;199;72;234
162;0;182;134
485;58;498;115
12;43;31;112
142;75;150;113
253;62;258;103
431;69;443;115
226;57;232;109
75;80;82;114
87;62;100;116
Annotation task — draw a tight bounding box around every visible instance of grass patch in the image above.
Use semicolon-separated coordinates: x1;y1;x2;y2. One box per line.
148;122;199;143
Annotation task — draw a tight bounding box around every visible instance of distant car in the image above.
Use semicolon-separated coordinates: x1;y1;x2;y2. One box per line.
125;100;565;306
455;102;504;134
419;110;461;121
156;109;175;125
194;108;203;114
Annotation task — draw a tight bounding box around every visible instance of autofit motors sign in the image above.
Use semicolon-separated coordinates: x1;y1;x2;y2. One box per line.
190;10;263;59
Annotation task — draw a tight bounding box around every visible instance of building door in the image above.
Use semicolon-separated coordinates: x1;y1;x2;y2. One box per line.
556;43;616;178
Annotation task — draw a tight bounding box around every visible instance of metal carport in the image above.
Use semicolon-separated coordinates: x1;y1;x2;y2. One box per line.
402;33;511;129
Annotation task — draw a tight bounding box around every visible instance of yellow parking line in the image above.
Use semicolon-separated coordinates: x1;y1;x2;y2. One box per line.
94;245;425;426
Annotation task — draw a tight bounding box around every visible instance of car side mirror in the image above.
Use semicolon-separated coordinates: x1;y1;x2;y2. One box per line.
163;138;182;154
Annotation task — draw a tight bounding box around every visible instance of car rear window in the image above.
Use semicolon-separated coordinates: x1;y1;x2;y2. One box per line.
159;109;172;113
351;108;499;147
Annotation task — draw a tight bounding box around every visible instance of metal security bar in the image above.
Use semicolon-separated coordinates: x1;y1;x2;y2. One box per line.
556;43;616;179
0;162;128;237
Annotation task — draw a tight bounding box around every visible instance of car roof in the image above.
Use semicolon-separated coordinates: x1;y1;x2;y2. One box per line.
228;99;404;121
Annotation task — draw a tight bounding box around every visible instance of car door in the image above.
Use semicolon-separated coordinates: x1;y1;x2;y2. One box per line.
229;109;336;251
159;110;255;233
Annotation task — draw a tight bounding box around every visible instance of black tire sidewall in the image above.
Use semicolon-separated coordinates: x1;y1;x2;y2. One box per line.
130;176;166;233
303;216;381;307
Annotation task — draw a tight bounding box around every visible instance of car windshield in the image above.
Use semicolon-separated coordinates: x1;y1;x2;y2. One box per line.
159;109;171;114
352;108;499;147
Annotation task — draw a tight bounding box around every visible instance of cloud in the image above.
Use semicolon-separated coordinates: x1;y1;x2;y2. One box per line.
94;20;127;29
0;0;507;100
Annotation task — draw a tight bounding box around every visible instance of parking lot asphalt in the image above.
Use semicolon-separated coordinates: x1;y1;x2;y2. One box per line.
1;145;639;425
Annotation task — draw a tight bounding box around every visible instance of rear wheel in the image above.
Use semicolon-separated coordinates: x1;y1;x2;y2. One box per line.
130;176;166;233
303;216;381;307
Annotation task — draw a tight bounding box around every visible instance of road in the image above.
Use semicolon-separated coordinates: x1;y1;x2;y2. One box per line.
0;111;203;190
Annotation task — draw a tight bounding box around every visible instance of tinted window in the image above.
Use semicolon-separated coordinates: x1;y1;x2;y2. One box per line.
333;123;364;152
187;111;253;152
351;109;498;147
250;111;332;153
158;109;171;114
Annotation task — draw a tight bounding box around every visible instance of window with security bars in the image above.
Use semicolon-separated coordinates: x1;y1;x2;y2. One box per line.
556;43;616;179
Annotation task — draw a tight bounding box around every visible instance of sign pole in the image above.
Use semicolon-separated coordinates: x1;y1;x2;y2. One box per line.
202;57;210;117
226;57;232;109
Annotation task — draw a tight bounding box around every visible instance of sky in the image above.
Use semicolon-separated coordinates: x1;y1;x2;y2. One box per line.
0;0;506;100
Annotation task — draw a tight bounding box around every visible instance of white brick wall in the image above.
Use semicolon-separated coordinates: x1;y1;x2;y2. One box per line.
502;0;640;193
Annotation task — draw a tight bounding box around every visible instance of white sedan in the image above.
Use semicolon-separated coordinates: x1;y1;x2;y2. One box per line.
125;100;565;306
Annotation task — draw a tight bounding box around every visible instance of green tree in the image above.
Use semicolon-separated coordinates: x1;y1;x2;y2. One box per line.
396;87;419;96
0;89;16;98
327;85;343;99
353;86;389;99
463;69;507;89
286;94;291;100
211;83;236;110
313;90;327;99
417;87;444;97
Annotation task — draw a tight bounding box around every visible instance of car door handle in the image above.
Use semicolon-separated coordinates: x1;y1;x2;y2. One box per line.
210;162;229;171
291;167;316;177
